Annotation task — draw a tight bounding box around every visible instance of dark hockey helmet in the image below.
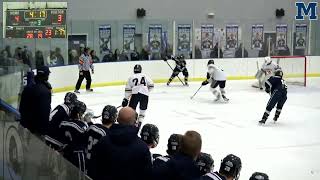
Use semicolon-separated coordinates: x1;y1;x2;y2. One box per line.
274;69;283;77
64;92;78;107
177;54;185;60
249;172;269;180
72;100;87;117
140;124;159;146
102;105;118;123
219;154;242;179
207;59;215;66
134;64;142;74
166;133;183;155
196;152;214;175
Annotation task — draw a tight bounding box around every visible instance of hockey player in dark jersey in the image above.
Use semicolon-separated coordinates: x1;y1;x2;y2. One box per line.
249;172;269;180
45;92;78;150
165;54;189;86
196;152;214;176
86;105;118;161
259;69;287;124
153;134;183;169
201;154;242;180
140;124;160;161
60;100;88;172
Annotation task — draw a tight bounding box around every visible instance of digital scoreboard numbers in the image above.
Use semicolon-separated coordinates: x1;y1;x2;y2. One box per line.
5;9;67;38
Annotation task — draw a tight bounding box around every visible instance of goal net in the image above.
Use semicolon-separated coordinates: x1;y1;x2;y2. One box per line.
271;56;307;86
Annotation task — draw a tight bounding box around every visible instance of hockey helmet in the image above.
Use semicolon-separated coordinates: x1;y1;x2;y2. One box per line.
167;133;183;155
249;172;269;180
196;152;214;175
134;64;142;73
264;56;272;64
140;124;159;147
207;59;215;66
274;69;283;77
219;154;242;179
102;105;118;123
64;92;78;107
72;101;87;117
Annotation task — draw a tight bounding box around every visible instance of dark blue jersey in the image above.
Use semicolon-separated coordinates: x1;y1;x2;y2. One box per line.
60;119;88;153
85;124;110;160
265;76;287;94
201;171;227;180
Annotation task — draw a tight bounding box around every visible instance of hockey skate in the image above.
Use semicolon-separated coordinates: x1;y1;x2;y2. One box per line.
214;93;222;102
259;119;266;125
86;88;93;92
222;95;229;102
184;82;189;86
74;90;80;94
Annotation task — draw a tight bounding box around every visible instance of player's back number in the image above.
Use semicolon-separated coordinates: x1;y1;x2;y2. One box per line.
132;76;146;86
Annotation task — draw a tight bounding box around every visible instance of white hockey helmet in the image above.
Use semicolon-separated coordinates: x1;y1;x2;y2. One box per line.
264;56;272;64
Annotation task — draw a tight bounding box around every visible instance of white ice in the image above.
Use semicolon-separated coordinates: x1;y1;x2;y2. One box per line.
52;78;320;180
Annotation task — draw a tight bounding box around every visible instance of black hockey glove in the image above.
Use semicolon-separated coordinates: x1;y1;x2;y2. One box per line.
265;88;270;94
202;80;209;86
122;98;129;107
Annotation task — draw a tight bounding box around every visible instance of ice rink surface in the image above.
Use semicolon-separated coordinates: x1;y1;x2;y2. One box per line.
52;78;320;180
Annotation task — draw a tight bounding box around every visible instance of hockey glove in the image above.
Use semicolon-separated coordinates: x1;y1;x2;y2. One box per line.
122;98;129;107
202;80;209;86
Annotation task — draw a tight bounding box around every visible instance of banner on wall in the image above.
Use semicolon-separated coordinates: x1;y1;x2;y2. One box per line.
177;24;191;52
123;24;135;52
276;24;288;50
226;24;238;49
295;24;307;50
251;24;264;50
201;24;214;50
148;24;162;53
99;25;111;54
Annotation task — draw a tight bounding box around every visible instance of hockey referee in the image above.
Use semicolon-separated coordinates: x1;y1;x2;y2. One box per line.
74;47;94;93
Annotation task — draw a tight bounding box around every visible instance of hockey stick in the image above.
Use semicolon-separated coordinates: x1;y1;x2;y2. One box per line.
190;85;203;99
164;61;185;86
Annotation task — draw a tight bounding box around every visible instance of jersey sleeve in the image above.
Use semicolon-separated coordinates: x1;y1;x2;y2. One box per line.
125;77;133;99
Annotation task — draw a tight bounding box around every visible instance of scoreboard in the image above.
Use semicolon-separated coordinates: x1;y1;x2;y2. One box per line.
5;9;67;38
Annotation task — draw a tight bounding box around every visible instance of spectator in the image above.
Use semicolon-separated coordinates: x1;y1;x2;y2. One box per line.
195;46;202;59
74;47;94;93
44;92;78;151
14;47;23;62
140;47;150;60
153;130;202;180
102;50;114;62
55;47;65;65
68;49;79;65
89;107;152;180
22;46;33;68
35;50;45;68
153;133;182;169
196;152;214;176
119;50;129;61
201;154;242;180
4;45;12;58
235;43;248;58
211;43;223;58
112;49;119;61
249;172;269;180
131;48;140;61
47;51;58;66
90;49;100;63
258;42;268;57
60;101;88;173
19;66;52;136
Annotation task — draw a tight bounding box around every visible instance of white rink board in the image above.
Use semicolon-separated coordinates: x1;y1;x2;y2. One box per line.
48;56;320;90
52;78;320;180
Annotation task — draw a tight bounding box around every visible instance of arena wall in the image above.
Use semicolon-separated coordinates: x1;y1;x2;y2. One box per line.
49;56;320;92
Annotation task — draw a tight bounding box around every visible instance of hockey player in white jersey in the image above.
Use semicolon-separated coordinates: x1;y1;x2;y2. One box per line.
122;64;154;127
253;56;281;90
201;60;229;102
